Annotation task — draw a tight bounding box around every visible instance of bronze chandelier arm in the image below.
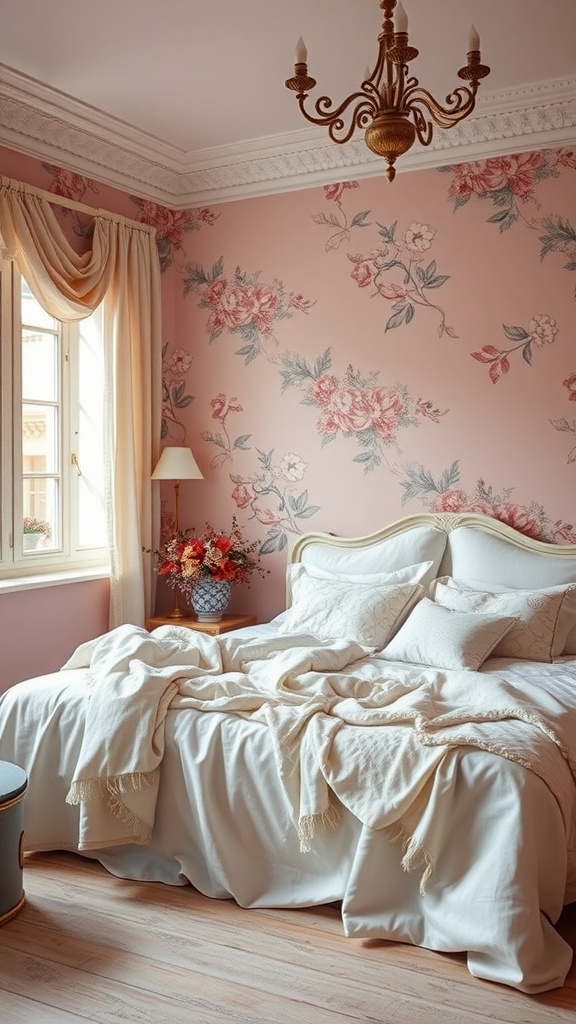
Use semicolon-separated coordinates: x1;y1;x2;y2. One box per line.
296;91;381;144
402;82;479;135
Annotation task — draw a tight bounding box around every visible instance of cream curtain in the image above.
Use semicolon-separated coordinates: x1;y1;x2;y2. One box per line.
0;176;162;627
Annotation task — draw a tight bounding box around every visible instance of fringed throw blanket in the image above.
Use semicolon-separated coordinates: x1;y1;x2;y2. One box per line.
62;624;576;886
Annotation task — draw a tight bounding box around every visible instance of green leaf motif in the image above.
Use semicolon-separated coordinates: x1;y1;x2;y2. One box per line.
233;434;252;450
503;324;530;341
377;220;397;244
425;275;449;290
385;306;410;331
260;529;288;555
351;211;371;227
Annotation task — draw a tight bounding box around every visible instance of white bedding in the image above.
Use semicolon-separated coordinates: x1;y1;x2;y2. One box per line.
0;621;575;994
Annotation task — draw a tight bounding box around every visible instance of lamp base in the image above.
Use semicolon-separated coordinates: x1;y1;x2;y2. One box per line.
165;607;187;619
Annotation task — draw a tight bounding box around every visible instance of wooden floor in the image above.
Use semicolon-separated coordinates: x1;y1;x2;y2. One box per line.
0;852;575;1024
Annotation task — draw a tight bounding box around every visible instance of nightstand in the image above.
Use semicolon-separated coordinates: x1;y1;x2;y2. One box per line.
145;613;257;636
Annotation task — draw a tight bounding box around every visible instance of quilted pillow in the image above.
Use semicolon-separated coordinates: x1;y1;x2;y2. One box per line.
281;574;423;649
381;598;517;671
431;577;576;662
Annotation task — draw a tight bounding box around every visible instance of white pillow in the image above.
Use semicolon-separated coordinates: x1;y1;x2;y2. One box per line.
431;577;576;662
281;574;423;649
381;598;517;671
289;559;434;596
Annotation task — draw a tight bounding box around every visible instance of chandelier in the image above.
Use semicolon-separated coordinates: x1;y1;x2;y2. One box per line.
285;0;490;182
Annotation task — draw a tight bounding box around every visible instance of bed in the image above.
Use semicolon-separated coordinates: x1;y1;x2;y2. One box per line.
1;511;575;994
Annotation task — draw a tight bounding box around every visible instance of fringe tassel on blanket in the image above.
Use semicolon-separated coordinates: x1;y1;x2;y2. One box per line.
298;801;341;853
383;817;433;895
66;769;159;843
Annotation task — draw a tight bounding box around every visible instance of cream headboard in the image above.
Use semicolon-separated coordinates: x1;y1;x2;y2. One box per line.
287;512;576;607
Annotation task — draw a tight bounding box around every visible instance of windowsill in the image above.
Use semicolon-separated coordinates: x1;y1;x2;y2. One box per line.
0;565;110;595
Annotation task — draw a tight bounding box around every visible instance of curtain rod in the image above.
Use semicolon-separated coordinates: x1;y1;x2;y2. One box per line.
0;175;155;234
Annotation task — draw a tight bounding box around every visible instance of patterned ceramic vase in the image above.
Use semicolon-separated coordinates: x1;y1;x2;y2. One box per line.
190;579;232;622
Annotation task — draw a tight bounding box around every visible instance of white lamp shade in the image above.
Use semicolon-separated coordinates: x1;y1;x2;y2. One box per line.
151;446;204;481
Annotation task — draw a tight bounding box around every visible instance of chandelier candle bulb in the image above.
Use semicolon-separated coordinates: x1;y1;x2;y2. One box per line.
468;24;480;52
395;2;408;34
295;36;308;63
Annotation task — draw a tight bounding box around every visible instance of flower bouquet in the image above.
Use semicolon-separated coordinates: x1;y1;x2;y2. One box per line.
151;516;266;595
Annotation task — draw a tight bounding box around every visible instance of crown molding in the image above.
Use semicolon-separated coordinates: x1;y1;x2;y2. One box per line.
1;65;575;208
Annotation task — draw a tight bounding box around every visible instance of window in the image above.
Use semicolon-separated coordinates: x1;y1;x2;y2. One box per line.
0;261;107;579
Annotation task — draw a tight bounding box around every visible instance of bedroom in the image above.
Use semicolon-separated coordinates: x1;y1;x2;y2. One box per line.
1;0;576;1017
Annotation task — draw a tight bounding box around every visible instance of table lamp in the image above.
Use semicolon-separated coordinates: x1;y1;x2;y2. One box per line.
151;446;204;617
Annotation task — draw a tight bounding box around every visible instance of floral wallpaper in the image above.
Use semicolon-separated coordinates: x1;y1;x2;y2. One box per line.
1;141;576;624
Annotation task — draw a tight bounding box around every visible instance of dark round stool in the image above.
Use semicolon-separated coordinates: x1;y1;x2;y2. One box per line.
0;760;27;925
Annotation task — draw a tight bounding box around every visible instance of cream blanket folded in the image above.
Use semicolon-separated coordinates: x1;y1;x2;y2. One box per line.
63;624;576;887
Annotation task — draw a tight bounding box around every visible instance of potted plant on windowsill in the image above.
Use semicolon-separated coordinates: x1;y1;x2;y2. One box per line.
23;516;52;551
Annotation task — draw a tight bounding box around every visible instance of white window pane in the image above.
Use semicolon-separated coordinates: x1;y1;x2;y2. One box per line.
22;329;58;401
22;403;59;474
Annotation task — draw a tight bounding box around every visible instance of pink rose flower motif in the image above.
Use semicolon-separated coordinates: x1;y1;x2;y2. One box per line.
253;506;279;526
232;483;253;509
492;503;541;539
469;500;496;518
218;285;258;330
405;222;435;253
447;161;494;202
211;394;243;421
563;372;576;401
433;490;468;513
379;282;407;301
351;262;374;288
366;387;404;442
136;203;191;245
329;387;373;433
324;181;360;202
483;153;542;199
51;168;93;200
251;284;279;334
204;279;228;307
206;308;227;335
309;375;339;407
316;410;341;436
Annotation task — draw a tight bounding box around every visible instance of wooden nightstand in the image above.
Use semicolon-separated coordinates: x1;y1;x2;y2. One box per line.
145;613;257;636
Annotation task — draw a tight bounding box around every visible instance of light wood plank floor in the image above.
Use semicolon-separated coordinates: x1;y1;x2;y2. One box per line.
0;851;574;1024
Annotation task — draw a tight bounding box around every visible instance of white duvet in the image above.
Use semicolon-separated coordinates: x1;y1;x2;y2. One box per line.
1;622;575;994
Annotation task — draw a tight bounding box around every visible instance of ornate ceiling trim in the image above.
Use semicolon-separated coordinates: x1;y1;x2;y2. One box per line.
1;66;575;208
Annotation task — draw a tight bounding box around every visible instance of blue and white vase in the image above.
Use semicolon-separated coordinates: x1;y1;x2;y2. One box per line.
190;579;232;622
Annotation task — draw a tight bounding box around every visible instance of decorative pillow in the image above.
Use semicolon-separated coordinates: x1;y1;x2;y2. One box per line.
381;598;517;671
289;559;434;595
431;577;576;662
281;575;423;649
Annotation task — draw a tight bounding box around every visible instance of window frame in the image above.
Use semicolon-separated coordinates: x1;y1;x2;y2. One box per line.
0;259;108;581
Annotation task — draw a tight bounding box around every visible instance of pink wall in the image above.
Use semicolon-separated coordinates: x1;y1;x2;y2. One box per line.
0;577;110;693
1;143;576;677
